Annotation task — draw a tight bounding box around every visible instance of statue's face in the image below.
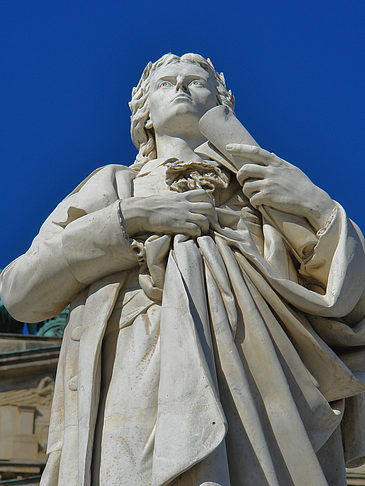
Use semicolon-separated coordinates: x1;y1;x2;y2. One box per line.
149;61;218;137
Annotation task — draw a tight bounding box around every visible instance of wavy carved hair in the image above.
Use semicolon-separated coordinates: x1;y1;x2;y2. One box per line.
129;53;235;169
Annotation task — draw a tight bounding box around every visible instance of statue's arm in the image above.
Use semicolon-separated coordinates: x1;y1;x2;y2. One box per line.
231;144;336;232
0;166;139;323
230;144;365;297
0;165;218;323
297;203;341;287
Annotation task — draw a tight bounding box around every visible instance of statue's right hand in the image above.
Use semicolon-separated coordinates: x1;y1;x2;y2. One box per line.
120;189;216;238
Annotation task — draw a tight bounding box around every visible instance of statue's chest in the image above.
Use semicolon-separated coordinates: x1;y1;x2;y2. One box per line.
133;164;170;197
132;158;240;206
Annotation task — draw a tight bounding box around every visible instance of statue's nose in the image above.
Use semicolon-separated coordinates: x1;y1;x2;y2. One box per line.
176;79;189;93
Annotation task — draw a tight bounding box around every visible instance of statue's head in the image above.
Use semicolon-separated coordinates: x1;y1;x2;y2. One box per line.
129;53;235;168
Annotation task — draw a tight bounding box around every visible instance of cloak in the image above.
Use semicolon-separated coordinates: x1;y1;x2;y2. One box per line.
1;161;365;486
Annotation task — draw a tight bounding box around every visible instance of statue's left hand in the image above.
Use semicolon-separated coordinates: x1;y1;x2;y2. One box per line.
227;144;336;231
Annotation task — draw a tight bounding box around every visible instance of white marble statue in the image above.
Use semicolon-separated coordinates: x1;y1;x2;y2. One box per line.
1;53;365;486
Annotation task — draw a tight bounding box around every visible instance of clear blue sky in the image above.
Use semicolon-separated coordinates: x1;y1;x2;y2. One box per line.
1;0;364;269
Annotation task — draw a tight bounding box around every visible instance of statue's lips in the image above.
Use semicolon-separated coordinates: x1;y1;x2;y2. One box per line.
171;95;192;102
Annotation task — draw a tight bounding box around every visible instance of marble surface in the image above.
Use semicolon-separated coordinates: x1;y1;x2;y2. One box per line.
1;53;365;486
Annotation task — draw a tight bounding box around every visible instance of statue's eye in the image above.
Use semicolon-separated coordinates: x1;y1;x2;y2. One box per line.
159;81;173;88
190;80;204;87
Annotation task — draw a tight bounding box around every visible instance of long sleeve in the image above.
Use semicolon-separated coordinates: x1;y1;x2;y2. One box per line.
255;201;365;318
298;204;341;289
0;165;138;322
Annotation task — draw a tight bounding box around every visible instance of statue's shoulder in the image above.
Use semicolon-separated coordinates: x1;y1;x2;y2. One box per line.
37;163;136;238
66;163;136;199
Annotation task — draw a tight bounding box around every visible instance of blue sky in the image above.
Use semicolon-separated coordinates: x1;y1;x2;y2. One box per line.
1;0;364;269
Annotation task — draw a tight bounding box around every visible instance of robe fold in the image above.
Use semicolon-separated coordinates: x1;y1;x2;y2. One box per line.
1;160;365;486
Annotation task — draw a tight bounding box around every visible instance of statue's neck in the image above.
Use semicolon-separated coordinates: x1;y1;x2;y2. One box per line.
155;133;205;162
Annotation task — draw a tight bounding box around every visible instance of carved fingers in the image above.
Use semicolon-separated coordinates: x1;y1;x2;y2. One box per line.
229;144;336;229
184;188;214;203
226;144;284;167
186;213;210;235
184;190;216;234
122;189;217;238
236;164;269;186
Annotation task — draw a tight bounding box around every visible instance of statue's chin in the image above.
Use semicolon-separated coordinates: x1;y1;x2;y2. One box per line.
169;102;201;121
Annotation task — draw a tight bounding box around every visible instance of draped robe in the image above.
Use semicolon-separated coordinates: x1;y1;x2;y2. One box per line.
1;159;365;486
